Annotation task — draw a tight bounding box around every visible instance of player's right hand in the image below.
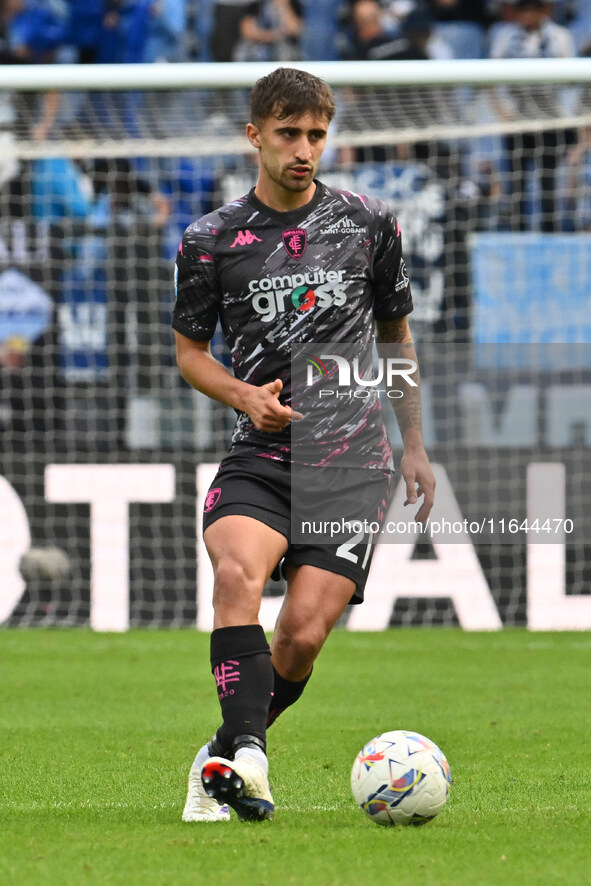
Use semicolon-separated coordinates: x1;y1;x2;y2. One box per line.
246;378;303;432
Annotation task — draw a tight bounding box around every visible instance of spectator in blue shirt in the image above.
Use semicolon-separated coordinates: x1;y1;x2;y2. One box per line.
30;156;95;224
64;0;121;63
6;0;67;61
144;0;188;62
1;0;65;138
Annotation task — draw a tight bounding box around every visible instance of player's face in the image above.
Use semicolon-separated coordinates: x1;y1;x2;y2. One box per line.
247;111;330;206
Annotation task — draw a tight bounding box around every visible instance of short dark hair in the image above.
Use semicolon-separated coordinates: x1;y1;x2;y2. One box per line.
250;67;336;127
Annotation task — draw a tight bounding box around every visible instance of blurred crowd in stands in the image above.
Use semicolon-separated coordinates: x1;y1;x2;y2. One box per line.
2;0;591;434
0;0;590;66
1;1;591;288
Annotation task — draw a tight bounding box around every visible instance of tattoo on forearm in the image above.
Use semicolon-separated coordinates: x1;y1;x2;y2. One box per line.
392;374;423;437
376;319;413;344
376;318;423;440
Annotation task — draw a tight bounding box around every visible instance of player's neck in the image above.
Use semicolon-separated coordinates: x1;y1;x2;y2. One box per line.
253;179;317;213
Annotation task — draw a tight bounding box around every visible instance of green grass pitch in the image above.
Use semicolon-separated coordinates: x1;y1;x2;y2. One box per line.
1;628;590;886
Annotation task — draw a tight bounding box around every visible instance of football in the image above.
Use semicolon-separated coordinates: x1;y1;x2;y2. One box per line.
351;730;452;826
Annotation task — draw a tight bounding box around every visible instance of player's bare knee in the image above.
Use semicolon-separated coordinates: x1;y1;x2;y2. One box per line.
285;628;326;672
213;555;261;590
212;557;264;619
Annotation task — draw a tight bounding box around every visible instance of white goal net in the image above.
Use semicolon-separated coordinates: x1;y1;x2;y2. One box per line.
1;59;590;629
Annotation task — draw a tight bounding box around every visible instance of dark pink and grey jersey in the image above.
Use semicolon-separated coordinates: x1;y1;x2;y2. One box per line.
172;181;412;467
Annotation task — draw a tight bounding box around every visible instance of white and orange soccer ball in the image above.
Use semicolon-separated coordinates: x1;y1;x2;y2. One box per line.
351;730;452;826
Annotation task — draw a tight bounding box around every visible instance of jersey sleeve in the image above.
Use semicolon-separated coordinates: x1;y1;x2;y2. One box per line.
171;220;221;342
370;204;413;321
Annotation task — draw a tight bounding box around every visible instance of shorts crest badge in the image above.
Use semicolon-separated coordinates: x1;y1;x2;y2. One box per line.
204;487;222;513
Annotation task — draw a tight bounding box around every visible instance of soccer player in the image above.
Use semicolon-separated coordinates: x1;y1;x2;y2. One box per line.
173;67;435;822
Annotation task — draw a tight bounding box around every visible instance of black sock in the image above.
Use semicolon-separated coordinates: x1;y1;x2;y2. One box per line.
267;665;312;727
210;624;273;754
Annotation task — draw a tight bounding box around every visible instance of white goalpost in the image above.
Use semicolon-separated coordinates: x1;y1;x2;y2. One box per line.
0;59;589;629
2;57;591;156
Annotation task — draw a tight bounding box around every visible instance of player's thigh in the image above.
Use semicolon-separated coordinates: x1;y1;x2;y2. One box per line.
204;514;288;585
205;515;289;627
202;450;290;589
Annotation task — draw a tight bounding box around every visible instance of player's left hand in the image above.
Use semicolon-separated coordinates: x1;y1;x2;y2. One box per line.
400;448;435;523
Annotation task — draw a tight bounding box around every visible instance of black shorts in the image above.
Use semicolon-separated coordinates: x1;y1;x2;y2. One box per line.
202;449;393;603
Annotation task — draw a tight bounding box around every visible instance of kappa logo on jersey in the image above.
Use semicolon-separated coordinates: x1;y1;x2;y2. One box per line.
321;216;366;236
248;269;348;322
282;228;307;260
230;230;262;248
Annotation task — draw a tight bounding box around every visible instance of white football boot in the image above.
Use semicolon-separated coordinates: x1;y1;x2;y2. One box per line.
182;743;231;822
201;747;274;822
